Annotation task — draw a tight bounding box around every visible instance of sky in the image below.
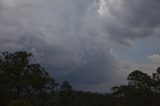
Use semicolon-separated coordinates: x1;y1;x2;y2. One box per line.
0;0;160;92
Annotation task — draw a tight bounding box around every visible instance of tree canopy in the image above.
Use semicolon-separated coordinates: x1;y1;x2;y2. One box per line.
0;51;57;105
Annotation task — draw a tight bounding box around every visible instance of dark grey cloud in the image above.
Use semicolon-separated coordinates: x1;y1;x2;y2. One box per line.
104;0;160;44
0;0;159;92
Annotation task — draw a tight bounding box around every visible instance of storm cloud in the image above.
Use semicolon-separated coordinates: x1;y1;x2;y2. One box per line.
0;0;160;92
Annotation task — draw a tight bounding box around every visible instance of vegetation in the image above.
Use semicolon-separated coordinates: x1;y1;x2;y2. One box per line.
0;51;160;106
111;69;160;106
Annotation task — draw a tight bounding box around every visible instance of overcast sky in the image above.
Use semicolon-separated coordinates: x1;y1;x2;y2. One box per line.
0;0;160;92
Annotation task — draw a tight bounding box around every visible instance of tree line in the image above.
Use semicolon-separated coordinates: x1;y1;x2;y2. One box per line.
0;51;160;106
111;68;160;106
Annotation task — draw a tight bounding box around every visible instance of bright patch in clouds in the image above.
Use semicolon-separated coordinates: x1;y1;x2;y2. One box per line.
148;54;160;64
98;0;107;16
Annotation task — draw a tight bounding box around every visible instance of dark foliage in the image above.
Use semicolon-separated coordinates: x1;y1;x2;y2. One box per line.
0;51;115;106
0;51;57;106
111;68;160;106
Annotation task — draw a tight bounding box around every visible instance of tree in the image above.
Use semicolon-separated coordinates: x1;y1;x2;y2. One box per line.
0;51;57;105
60;80;73;92
127;70;152;91
152;67;160;94
112;70;155;106
111;85;129;97
60;81;73;106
